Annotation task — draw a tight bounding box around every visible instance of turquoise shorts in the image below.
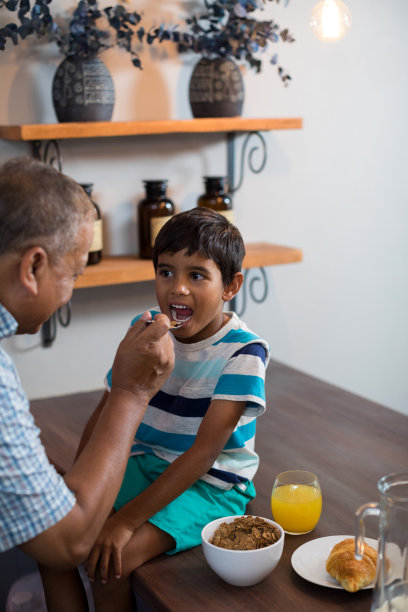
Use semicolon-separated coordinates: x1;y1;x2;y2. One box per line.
114;453;256;555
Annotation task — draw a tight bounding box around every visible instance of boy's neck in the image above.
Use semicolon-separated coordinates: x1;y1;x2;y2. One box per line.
176;312;232;345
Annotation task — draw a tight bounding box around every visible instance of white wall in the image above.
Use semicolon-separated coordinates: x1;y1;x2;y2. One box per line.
1;1;407;415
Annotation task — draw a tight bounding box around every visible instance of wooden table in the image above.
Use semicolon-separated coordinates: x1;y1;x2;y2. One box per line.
31;360;408;612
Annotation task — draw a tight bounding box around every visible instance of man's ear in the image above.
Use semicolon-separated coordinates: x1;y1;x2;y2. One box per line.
19;247;48;297
222;271;244;302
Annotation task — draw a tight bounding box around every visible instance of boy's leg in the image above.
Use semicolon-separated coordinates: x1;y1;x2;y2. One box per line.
92;521;174;612
38;564;89;612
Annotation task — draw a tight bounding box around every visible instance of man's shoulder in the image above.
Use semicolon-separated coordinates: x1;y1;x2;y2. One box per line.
0;345;21;392
0;303;18;340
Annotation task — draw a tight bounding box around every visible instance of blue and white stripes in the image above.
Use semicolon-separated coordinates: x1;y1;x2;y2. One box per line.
106;310;269;490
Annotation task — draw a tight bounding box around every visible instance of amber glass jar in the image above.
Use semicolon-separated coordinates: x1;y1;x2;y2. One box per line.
197;176;234;223
138;180;175;259
80;183;103;265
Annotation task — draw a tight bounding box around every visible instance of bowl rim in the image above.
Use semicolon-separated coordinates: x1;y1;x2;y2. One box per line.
201;514;284;554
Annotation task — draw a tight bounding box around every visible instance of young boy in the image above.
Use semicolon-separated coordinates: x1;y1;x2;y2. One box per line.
72;207;269;611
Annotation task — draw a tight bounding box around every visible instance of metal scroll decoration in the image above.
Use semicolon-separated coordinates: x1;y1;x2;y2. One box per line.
230;268;269;318
32;138;63;171
41;302;72;348
43;139;63;171
229;131;267;195
226;130;269;316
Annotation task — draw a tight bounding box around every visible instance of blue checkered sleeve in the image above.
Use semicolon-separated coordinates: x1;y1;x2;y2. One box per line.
0;342;76;552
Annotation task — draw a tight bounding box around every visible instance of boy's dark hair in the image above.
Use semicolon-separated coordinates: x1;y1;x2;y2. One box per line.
152;207;245;286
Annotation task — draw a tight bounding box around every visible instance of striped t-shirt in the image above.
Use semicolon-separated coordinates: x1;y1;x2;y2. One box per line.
106;310;269;490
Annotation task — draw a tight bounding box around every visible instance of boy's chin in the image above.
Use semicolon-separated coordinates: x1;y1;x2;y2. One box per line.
172;321;196;339
172;322;190;334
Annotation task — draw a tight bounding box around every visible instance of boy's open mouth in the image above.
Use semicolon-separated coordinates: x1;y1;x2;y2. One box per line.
170;304;193;325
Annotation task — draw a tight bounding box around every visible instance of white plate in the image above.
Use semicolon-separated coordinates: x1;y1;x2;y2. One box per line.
291;535;378;590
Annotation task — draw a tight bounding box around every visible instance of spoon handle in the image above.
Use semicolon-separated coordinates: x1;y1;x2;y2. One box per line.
145;320;182;329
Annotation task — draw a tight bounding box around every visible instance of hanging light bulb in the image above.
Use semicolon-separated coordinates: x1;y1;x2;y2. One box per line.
310;0;352;42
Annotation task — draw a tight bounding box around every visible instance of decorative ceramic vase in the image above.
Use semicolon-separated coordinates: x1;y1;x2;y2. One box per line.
52;56;115;123
189;57;244;118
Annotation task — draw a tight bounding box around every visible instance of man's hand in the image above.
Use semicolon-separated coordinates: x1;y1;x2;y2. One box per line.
111;312;174;402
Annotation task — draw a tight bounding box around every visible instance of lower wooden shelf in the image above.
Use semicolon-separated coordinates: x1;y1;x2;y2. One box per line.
74;242;302;290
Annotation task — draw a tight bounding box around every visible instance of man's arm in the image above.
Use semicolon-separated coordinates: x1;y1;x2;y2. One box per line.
19;313;174;569
74;391;108;460
86;398;247;581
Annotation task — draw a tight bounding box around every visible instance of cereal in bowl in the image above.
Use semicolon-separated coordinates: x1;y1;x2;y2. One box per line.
211;516;281;550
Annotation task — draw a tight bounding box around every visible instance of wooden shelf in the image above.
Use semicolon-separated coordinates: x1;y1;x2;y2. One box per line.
74;242;302;289
0;118;302;142
0;120;304;296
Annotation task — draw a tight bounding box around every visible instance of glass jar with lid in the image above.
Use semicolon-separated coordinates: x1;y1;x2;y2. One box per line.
138;180;175;259
80;183;103;265
197;176;234;223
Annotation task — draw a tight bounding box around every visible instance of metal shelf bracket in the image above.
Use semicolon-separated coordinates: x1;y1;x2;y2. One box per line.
227;130;267;194
226;131;269;315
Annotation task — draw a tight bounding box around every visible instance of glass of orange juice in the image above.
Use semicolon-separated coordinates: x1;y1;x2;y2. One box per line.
271;470;322;535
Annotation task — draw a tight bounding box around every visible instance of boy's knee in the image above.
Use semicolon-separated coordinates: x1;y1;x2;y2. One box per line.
92;571;132;595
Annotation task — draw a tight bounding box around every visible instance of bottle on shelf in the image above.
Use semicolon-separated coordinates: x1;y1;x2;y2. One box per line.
197;176;234;223
80;183;103;265
138;179;175;259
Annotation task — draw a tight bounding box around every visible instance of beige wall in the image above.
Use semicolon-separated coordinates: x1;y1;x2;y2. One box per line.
1;1;407;415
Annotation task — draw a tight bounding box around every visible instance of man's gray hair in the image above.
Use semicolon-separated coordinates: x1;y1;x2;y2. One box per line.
0;157;94;261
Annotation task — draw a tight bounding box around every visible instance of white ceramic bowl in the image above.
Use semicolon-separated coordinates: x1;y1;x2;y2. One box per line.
201;515;284;587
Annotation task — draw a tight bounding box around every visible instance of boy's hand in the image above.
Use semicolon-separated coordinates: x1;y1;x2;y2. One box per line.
111;312;174;403
86;513;134;583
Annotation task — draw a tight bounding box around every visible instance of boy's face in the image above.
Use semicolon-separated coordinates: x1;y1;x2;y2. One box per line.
155;249;230;344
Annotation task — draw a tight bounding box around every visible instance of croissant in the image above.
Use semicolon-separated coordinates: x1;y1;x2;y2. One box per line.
326;538;377;592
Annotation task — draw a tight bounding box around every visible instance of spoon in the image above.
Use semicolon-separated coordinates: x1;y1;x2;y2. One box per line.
145;320;183;330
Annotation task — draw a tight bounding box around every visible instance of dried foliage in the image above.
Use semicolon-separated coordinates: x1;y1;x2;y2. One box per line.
0;0;167;68
0;0;294;80
177;0;294;84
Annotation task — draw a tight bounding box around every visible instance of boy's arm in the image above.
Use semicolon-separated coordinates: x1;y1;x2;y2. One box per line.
86;398;246;580
130;398;247;509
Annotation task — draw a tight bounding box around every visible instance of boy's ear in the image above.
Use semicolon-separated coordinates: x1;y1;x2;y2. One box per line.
222;272;244;302
19;247;48;297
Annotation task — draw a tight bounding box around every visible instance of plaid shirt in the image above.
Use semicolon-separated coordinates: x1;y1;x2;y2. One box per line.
0;303;75;552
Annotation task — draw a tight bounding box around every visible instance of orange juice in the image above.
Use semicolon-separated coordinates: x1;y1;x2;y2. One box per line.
271;484;322;534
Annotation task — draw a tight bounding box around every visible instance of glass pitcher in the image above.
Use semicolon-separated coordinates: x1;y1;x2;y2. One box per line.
355;473;408;612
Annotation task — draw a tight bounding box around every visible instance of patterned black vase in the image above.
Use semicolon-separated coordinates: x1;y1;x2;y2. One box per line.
52;56;115;123
189;57;244;118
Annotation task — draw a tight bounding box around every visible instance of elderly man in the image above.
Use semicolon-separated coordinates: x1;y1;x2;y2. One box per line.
0;157;174;581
